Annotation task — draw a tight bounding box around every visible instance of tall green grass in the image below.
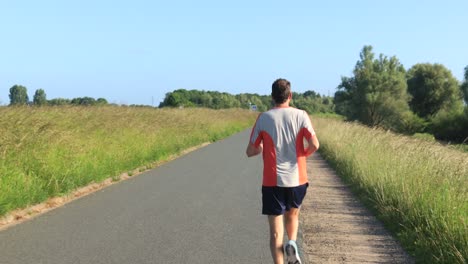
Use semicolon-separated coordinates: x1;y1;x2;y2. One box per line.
313;117;467;263
0;106;256;216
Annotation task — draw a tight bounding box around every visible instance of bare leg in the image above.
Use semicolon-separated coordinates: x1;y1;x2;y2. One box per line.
268;215;284;264
284;207;300;241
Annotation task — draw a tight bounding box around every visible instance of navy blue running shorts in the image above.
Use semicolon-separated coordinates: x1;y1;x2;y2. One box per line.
261;183;309;215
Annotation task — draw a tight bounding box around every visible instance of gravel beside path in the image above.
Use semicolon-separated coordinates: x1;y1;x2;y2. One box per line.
300;153;414;264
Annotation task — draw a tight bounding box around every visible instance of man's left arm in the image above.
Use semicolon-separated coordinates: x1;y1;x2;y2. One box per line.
305;135;319;156
303;111;319;156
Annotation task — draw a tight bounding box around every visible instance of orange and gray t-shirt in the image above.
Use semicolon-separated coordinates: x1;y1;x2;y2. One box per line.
249;107;316;187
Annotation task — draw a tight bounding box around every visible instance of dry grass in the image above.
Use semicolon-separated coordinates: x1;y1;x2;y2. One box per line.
0;106;256;216
313;117;468;264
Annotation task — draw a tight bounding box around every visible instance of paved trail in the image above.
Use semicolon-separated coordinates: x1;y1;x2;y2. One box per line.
0;130;272;264
0;129;413;263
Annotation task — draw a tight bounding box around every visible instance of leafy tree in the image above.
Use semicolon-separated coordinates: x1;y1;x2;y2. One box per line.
247;95;266;111
431;106;468;143
461;66;468;104
407;63;462;118
199;93;213;107
429;66;468;143
259;95;273;111
97;98;108;105
71;97;97;106
213;92;238;108
159;89;333;113
334;45;416;132
159;89;194;107
333;89;352;116
235;94;250;108
303;90;320;98
9;85;29;105
48;98;71;106
293;93;334;114
235;93;271;111
33;89;47;106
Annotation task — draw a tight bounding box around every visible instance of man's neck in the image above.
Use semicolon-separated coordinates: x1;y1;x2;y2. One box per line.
275;101;290;108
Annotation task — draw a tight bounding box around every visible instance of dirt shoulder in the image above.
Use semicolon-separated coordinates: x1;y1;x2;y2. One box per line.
300;153;414;264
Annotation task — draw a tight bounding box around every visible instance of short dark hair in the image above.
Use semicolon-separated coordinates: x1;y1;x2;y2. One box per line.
271;78;291;104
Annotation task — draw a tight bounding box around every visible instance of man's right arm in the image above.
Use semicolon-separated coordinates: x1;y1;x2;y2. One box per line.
246;142;263;157
247;114;263;157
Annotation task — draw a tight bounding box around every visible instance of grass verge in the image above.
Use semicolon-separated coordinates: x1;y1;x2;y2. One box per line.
0;106;256;217
312;117;467;264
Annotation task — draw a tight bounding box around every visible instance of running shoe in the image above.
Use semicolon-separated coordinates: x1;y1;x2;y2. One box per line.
284;240;302;264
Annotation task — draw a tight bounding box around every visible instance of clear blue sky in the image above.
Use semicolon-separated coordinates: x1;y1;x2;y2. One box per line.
1;0;467;106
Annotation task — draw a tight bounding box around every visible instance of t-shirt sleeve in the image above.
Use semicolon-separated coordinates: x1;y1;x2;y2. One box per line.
249;114;262;146
303;111;316;139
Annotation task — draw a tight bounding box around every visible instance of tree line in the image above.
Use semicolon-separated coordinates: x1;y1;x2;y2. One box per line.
7;85;108;106
5;45;467;143
6;85;335;114
158;89;335;114
334;45;468;143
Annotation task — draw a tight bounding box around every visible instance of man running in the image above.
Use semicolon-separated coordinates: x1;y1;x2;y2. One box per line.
246;78;319;264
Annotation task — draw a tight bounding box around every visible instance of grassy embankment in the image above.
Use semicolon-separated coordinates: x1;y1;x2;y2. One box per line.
0;106;256;216
313;117;467;264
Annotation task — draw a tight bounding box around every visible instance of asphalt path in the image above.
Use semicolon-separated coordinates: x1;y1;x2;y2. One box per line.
0;129;277;264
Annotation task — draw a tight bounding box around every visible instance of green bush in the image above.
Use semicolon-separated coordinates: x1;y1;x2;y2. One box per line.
412;133;436;142
431;107;468;143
